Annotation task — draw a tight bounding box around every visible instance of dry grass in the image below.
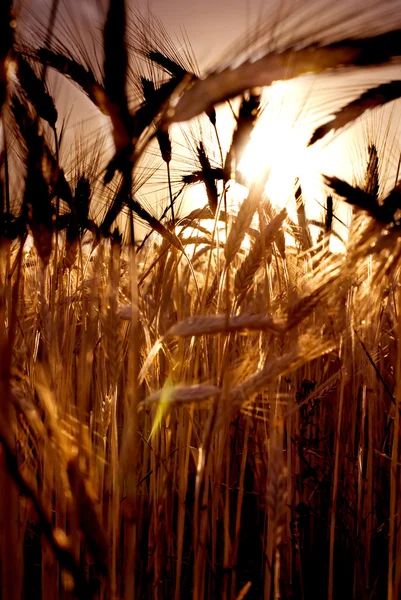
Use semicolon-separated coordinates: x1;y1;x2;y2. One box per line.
1;1;401;599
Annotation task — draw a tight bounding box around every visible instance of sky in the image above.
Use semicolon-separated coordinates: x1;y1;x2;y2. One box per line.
135;0;261;68
20;0;401;244
128;0;401;235
25;0;262;63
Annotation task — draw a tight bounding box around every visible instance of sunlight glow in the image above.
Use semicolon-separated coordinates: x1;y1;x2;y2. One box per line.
238;82;318;224
178;79;376;254
235;81;352;253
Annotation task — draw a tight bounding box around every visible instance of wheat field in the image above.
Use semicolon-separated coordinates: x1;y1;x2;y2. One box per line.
1;1;401;598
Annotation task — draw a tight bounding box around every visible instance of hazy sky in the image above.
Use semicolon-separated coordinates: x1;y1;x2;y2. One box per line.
24;0;270;76
134;0;262;68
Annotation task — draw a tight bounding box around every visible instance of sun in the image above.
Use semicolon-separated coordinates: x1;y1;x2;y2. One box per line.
237;81;320;224
176;78;352;251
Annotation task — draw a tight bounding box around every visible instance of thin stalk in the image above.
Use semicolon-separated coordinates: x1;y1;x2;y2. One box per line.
328;369;346;600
